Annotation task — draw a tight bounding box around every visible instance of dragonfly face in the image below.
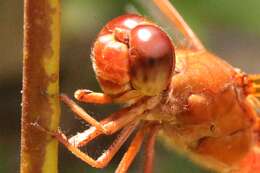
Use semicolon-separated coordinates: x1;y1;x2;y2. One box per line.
92;14;175;97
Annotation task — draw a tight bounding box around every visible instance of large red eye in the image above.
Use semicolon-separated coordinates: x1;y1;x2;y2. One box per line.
129;24;175;96
92;14;175;96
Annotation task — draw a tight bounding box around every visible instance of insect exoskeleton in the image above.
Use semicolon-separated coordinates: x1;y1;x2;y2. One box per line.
52;3;260;172
92;14;175;97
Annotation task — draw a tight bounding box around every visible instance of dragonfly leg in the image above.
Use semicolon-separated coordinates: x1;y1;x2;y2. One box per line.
55;123;137;168
144;125;160;173
60;94;145;135
115;124;146;173
68;110;140;148
61;94;108;134
61;95;160;147
74;89;113;104
74;89;143;104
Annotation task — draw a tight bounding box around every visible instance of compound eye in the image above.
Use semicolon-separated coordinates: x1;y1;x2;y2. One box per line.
129;24;175;96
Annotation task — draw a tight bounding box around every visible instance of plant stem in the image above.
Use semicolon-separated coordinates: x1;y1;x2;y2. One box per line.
20;0;60;173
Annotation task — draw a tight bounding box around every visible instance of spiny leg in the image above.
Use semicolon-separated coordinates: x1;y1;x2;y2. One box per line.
69;126;101;148
55;122;138;168
144;125;160;173
74;89;143;104
69;112;125;148
153;0;204;51
61;94;108;134
69;116;113;148
61;94;149;135
115;124;146;173
66;96;160;147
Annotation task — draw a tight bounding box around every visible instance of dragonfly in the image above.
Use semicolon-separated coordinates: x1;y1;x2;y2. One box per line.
51;0;260;172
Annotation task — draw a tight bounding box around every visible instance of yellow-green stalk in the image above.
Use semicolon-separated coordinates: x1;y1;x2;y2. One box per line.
21;0;60;173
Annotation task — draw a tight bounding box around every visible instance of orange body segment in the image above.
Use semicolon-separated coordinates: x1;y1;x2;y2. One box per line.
160;50;258;172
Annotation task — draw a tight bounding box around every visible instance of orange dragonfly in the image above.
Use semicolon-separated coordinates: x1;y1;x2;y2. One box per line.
51;0;260;172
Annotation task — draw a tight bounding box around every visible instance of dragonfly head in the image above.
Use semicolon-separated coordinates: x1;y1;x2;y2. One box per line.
92;14;175;97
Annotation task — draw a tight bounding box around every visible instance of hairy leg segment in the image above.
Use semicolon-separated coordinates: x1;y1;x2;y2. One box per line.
56;93;161;172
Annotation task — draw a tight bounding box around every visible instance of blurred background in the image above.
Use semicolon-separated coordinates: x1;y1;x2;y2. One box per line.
1;0;260;173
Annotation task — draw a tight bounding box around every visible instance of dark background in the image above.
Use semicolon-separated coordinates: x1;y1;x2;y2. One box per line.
0;0;260;172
